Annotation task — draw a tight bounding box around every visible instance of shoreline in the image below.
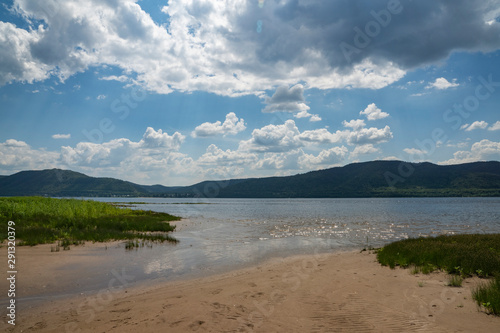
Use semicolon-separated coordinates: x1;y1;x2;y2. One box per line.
2;248;499;332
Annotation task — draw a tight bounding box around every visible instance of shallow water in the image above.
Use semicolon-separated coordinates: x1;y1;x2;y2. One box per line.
12;197;500;301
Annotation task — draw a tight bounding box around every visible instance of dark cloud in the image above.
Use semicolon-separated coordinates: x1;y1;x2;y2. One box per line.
235;0;500;70
1;0;500;92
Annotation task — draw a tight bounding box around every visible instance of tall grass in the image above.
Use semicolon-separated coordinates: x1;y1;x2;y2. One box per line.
472;276;500;315
376;234;500;316
376;234;500;277
0;197;180;246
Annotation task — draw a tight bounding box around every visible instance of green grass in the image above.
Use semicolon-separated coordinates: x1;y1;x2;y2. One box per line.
473;275;500;315
376;234;500;316
0;197;180;246
447;275;464;287
376;234;500;277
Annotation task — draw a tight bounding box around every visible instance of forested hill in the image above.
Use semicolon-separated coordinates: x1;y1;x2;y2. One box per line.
0;161;499;198
206;161;500;198
0;169;151;197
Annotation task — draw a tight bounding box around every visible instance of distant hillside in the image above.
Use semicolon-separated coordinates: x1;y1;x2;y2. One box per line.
203;161;500;198
0;161;499;197
0;169;149;197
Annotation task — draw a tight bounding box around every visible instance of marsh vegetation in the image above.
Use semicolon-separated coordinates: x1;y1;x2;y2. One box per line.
376;234;500;315
0;197;180;247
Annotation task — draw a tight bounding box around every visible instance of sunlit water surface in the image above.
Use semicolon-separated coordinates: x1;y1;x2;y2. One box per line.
15;197;500;301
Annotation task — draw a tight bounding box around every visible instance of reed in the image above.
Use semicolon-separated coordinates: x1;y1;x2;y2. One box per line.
0;197;180;246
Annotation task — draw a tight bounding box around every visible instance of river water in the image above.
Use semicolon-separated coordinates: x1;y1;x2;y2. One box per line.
14;197;500;301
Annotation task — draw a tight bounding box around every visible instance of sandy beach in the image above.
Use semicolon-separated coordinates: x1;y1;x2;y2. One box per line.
2;246;499;333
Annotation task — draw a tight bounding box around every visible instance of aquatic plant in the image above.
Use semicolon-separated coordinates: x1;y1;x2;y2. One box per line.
0;197;180;246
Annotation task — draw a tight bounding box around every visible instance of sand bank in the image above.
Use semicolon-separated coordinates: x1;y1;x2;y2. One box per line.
2;249;499;332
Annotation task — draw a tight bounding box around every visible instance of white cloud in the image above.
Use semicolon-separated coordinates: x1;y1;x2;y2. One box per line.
191;112;246;138
359;103;389;121
299;147;348;169
0;139;60;172
239;119;303;153
97;94;107;100
342;119;366;131
241;117;392;155
298;128;343;144
488;121;500;131
100;75;130;83
0;1;409;95
197;144;257;166
254;149;304;171
60;127;185;168
350;144;380;158
345;126;393;146
440;139;500;164
426;77;460;90
52;134;71;139
3;0;500;96
403;148;427;156
309;114;322;122
262;84;312;116
139;127;185;149
460;121;489;131
294;110;322;122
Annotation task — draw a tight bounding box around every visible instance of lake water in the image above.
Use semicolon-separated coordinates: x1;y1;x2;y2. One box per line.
94;197;500;278
16;197;500;300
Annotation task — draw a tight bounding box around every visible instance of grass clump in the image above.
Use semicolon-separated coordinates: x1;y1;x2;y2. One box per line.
0;197;180;247
376;234;500;277
377;234;500;316
447;275;464;287
473;276;500;315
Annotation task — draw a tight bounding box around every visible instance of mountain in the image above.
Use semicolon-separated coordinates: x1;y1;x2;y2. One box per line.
0;161;499;197
205;160;500;198
0;169;149;197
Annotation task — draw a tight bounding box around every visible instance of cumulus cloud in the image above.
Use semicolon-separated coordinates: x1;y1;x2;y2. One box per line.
342;119;366;131
441;139;500;164
139;127;185;149
426;77;460;90
54;127;196;184
488;121;500;131
263;84;321;121
239;120;303;152
191;112;246;138
350;144;380;158
197;144;257;166
241;117;392;154
3;0;499;95
0;139;60;172
404;147;427;156
460;121;489;131
298;128;343;144
52;134;71;139
294;110;322;122
345;125;393;145
359;103;389;121
299;147;348;169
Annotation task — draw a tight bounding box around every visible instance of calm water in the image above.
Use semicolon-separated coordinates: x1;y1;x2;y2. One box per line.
14;197;500;301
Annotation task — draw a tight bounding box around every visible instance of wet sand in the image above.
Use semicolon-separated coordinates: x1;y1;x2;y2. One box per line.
1;247;499;332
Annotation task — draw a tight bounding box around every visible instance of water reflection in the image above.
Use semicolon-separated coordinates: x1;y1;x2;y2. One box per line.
79;197;500;291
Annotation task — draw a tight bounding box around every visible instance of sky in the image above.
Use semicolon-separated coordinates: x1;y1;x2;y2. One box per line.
1;0;500;186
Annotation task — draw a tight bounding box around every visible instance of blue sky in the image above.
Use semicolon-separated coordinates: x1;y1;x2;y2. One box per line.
1;0;500;186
